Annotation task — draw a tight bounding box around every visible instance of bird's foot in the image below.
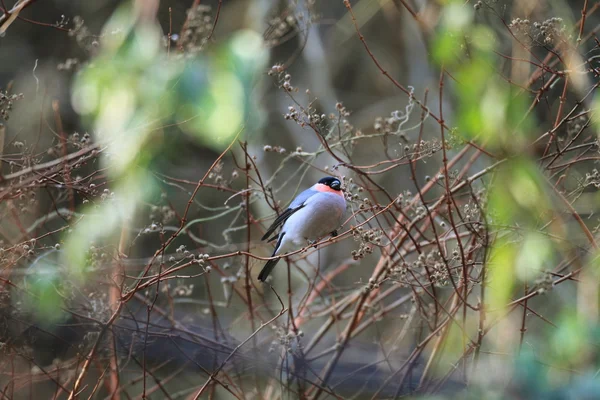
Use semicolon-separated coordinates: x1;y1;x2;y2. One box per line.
306;239;318;248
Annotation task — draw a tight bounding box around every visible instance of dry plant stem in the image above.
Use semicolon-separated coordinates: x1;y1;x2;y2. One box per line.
579;0;590;42
309;293;370;399
418;292;461;389
402;70;470;387
438;68;470;374
32;87;48;154
294;261;353;327
5;1;600;397
167;7;172;55
519;280;529;353
435;294;558;394
350;291;414;338
495;17;588;154
51;100;75;212
470;192;489;373
303;297;356;356
241;142;259;396
0;123;5;178
205;0;222;42
543;75;570;157
547;176;598;250
122;129;241;302
309;152;498;398
408;88;441;322
241;143;256;332
523;2;600;89
86;365;109;400
0;0;33;34
0;143;101;183
306;232;431;395
68;132;240;398
68;304;125;399
105;221;131;400
343;0;495;159
505;267;584;310
152;172;238;193
369;303;460;399
191;290;287;399
363;152;497;388
394;0;419;22
134;365;187;400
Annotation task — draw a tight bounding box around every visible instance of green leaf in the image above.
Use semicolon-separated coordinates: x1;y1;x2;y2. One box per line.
487;238;516;310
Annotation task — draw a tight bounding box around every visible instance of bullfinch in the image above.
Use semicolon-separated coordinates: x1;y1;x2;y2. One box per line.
258;176;346;282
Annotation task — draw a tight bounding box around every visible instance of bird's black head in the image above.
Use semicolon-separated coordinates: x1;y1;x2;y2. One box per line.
318;176;342;191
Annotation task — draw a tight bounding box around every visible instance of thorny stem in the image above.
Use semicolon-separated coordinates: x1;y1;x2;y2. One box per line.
4;1;600;398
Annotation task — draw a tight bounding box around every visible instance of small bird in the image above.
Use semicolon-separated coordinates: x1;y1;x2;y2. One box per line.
258;176;347;282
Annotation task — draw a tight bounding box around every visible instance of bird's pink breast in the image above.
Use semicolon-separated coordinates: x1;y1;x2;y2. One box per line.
314;183;344;196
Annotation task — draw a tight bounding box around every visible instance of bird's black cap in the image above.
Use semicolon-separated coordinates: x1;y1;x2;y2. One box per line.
318;176;342;190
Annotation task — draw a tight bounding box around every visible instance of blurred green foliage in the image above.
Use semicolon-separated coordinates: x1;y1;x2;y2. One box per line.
4;0;600;397
430;3;600;398
54;3;265;315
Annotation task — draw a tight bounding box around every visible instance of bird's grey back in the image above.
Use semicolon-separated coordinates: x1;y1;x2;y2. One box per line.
289;187;318;209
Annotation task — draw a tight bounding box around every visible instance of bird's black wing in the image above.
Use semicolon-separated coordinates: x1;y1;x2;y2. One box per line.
260;204;305;241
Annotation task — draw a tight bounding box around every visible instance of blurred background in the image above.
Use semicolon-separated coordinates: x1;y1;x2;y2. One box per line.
1;0;600;398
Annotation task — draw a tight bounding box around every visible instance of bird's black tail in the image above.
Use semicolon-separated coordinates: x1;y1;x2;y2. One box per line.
258;257;280;282
258;233;284;282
